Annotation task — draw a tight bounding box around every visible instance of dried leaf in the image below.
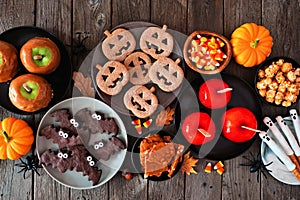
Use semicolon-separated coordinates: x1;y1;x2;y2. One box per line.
72;71;95;97
181;151;199;175
155;107;175;126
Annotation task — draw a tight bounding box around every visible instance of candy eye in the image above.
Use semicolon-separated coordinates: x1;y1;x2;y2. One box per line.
63;153;68;158
92;113;102;120
58;152;63;158
94;142;104;150
89;161;95;166
58;130;64;137
70;118;79;127
87;156;93;161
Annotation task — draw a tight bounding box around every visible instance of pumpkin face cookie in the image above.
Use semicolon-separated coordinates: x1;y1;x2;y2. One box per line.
140;25;174;59
124;52;152;85
96;61;129;95
149;57;184;92
102;28;136;61
124;85;158;118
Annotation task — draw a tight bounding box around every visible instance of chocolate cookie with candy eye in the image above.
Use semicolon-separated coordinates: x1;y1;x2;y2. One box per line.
20;37;60;74
123;85;158;118
140;25;174;59
0;40;19;82
96;61;129;95
9;74;53;112
102;28;136;61
149;57;184;92
124;52;152;85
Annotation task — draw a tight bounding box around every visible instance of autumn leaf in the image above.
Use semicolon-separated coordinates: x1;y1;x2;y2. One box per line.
72;71;95;97
181;151;199;175
155;107;175;126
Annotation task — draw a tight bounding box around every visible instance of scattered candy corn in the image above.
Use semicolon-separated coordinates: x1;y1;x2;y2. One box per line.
204;162;212;173
135;125;142;135
213;161;224;170
131;119;141;125
143;119;152;128
216;167;225;175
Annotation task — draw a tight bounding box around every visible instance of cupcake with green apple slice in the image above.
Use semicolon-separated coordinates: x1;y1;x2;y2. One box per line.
9;74;53;112
0;40;19;82
20;37;60;74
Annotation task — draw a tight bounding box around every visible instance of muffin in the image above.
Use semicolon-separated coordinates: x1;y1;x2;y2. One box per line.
0;40;19;82
9;74;53;112
20;37;60;74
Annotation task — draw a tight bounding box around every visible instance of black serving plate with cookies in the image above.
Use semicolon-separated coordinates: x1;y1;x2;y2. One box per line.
91;21;185;117
0;26;72;114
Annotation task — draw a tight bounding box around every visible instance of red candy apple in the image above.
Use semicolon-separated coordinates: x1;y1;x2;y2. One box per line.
182;112;216;145
199;79;232;109
222;107;257;143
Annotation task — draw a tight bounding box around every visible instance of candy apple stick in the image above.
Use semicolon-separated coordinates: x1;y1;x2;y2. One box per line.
276;116;300;165
264;117;300;171
217;88;233;94
289;109;300;144
241;126;261;132
259;131;300;180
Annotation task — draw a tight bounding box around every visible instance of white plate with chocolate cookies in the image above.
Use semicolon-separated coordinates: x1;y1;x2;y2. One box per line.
36;97;127;189
91;21;185;119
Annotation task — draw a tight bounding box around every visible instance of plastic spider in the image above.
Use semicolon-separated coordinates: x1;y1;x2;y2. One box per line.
15;155;42;179
67;31;90;55
240;152;273;182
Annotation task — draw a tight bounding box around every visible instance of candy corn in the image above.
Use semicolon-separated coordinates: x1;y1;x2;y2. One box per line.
131;119;141;125
216;167;225;175
204;162;212;173
135;125;142;135
143;119;152;128
213;161;224;170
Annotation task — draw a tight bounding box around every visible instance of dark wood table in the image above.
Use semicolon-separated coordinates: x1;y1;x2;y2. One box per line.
0;0;299;199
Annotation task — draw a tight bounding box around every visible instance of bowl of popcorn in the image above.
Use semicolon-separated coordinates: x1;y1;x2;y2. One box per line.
183;30;232;75
255;57;300;107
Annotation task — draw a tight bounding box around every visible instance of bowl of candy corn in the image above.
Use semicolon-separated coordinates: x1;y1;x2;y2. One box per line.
183;30;232;75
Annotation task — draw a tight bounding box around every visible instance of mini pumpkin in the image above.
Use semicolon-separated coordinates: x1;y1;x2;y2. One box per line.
102;28;136;61
123;86;158;118
230;23;273;67
0;118;34;160
96;61;129;95
149;57;184;92
140;25;174;59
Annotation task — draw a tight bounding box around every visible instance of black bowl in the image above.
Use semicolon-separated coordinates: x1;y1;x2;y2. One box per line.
254;56;300;107
130;130;188;181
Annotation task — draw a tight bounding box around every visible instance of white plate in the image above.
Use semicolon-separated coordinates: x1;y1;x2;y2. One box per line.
36;97;127;189
261;116;300;185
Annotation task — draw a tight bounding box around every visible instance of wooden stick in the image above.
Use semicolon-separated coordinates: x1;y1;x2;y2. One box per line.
33;55;43;60
217;88;233;93
22;83;32;93
241;126;262;133
198;128;211;137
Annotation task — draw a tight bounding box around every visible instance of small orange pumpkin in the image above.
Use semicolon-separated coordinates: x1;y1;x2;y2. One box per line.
0;118;34;160
230;23;273;67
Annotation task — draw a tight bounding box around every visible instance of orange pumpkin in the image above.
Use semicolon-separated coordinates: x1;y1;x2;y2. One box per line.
230;23;273;67
0;118;34;160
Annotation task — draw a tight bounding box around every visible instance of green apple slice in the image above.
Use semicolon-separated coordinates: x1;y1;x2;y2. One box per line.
32;47;52;67
0;54;2;66
20;81;39;100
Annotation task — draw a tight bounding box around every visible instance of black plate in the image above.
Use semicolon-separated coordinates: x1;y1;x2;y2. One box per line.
0;26;72;114
254;56;300;107
177;73;262;160
131;130;187;181
91;21;185;116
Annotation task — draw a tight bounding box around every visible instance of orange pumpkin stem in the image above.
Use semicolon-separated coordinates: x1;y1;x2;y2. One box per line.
250;38;260;48
1;130;10;143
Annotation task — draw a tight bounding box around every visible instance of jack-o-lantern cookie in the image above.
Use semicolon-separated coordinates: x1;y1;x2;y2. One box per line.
140;25;174;59
96;61;129;95
149;57;184;92
102;28;136;61
124;52;152;85
124;85;158;118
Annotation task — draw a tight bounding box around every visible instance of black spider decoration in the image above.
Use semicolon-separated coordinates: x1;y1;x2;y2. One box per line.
15;155;42;179
67;31;90;55
240;152;273;182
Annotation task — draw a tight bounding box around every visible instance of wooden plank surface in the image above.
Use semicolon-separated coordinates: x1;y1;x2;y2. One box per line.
0;1;35;200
